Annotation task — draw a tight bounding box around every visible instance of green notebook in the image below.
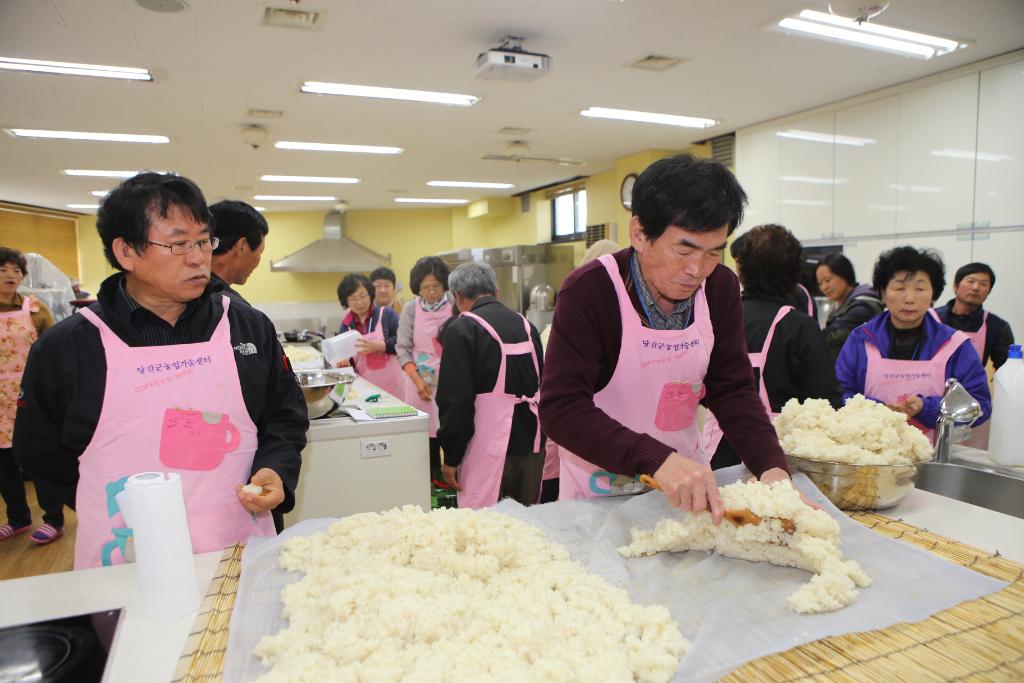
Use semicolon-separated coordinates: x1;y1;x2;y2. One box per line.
364;405;419;419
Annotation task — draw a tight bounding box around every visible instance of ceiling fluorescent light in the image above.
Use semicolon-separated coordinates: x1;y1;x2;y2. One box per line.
778;175;847;185
580;106;716;128
776;129;875;146
275;141;403;155
930;149;1013;162
0;56;152;80
427;181;514;189
394;198;470;205
260;175;360;184
253;195;337;201
63;169;147;178
254;207;266;211
301;81;479;107
67;203;100;209
773;10;968;59
90;191;109;197
7;129;168;143
780;199;829;207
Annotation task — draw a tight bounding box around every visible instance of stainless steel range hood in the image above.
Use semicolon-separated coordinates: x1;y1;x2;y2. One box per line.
270;210;390;273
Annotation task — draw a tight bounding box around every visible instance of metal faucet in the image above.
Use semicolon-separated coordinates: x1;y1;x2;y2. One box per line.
934;378;983;463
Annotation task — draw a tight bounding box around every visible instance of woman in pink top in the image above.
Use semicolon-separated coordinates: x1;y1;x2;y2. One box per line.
335;273;404;399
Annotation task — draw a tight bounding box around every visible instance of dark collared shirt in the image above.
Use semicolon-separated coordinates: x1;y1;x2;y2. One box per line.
629;251;693;330
115;277;204;345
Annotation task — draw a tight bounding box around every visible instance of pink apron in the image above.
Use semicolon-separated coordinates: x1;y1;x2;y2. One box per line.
863;329;970;442
74;297;275;569
352;308;405;399
796;283;814;316
402;297;452;438
0;296;36;448
455;311;541;510
702;306;794;454
559;254;714;500
930;308;986;362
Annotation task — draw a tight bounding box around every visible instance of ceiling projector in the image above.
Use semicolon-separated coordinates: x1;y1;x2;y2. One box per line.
475;35;551;81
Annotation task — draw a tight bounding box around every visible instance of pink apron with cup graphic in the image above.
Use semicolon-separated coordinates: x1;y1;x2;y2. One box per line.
0;296;37;448
455;311;541;510
73;297;275;569
402;297;452;438
353;308;405;399
702;305;794;455
863;329;970;442
559;254;713;500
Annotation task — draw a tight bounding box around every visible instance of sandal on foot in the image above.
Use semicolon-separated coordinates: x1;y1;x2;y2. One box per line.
30;524;63;545
0;524;31;542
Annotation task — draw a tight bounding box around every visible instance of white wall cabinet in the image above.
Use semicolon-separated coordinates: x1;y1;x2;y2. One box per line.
967;233;1022;343
735;125;781;232
834;96;899;240
778;112;835;241
896;75;979;234
975;61;1024;229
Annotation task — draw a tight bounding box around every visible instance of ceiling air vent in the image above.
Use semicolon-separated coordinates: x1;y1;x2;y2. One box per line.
499;126;531;137
262;7;324;30
628;55;686;72
246;108;285;119
710;133;736;167
519;193;531;213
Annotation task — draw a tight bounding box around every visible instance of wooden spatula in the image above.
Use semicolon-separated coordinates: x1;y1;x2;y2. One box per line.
638;475;795;534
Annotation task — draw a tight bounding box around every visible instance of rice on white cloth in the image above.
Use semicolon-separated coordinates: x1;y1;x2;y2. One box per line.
254;506;688;683
619;480;871;613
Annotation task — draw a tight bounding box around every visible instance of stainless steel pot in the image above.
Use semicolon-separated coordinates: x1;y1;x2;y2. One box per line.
294;369;355;419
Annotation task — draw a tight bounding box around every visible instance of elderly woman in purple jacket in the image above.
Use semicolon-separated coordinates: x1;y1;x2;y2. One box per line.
835;246;990;439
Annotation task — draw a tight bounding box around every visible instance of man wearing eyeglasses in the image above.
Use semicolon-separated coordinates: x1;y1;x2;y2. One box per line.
13;172;308;569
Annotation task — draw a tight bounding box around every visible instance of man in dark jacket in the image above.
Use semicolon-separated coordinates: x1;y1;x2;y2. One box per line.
934;262;1014;369
14;173;306;566
209;199;268;306
436;261;544;507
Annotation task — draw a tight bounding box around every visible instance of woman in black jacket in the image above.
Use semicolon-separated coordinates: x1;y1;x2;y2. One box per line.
711;224;842;469
816;253;885;361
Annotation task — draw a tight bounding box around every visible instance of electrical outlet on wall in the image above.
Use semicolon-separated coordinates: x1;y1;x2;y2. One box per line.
360;438;392;458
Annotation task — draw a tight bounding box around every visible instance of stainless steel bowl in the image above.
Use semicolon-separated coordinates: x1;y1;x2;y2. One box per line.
786;454;925;511
294;370;355;419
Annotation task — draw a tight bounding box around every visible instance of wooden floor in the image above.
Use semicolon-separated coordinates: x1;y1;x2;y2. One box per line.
0;481;76;580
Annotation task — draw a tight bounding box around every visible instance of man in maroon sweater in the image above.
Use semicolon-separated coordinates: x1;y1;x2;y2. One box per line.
540;154;791;521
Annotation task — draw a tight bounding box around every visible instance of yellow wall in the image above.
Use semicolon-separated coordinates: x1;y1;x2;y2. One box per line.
72;146;719;302
75;214;115;295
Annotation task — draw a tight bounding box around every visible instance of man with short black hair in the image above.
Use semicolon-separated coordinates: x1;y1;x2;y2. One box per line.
209;200;268;305
540;154;798;517
14;173;307;569
934;263;1015;369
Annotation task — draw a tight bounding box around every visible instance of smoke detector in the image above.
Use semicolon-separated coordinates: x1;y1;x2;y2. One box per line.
828;1;890;23
240;125;270;150
136;0;189;13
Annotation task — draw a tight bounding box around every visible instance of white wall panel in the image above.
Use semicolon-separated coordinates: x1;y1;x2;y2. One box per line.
975;59;1024;228
834;96;899;240
841;239;894;293
896;75;979;233
778;112;835;241
735;126;781;232
968;234;1022;345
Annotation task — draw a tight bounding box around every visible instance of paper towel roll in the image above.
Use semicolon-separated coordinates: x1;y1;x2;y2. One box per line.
125;472;201;619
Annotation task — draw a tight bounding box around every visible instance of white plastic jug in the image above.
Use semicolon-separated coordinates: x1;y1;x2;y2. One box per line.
987;344;1024;467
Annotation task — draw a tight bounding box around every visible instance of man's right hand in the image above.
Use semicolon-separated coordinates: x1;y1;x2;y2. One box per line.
652;452;724;524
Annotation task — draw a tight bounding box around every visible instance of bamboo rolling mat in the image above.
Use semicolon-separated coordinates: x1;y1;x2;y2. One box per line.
173;514;1024;682
171;544;243;683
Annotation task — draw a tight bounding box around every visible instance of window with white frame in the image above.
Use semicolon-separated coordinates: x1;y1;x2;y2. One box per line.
551;188;587;241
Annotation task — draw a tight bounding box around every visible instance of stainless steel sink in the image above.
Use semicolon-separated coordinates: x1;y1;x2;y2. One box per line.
915;462;1024;519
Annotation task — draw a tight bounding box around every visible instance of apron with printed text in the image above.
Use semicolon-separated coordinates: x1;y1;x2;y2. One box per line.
455;311;541;509
559;254;713;500
74;297;275;569
863;330;970;443
402;297;452;438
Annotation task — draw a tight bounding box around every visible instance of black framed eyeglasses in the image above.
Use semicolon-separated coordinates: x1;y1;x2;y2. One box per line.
146;237;220;255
